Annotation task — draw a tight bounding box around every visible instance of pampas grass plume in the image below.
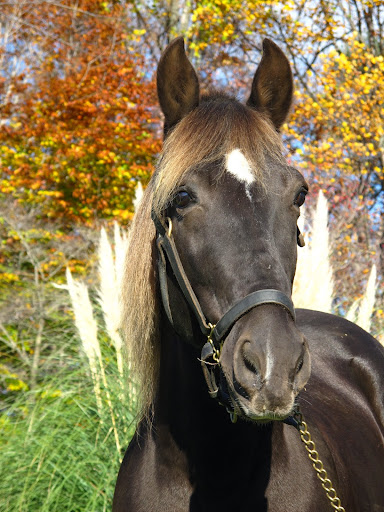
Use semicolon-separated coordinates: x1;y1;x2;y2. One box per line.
347;264;377;333
114;221;128;292
98;226;125;378
293;191;333;312
358;264;377;332
65;267;102;413
64;267;122;457
133;181;143;211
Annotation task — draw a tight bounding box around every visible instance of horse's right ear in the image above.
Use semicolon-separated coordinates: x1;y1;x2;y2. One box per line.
157;37;200;136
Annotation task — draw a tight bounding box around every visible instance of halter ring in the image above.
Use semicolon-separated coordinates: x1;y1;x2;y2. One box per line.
166;217;173;237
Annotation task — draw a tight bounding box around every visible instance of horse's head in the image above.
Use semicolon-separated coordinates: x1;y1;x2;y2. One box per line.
153;37;310;422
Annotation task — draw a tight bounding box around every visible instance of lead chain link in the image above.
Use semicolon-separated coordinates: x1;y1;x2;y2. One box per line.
293;406;346;512
207;323;220;362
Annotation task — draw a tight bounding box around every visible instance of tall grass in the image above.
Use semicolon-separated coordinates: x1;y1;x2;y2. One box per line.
0;320;137;512
0;224;136;512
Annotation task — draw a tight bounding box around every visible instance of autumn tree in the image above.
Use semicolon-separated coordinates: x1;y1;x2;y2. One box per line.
0;0;160;224
0;0;383;331
0;1;162;391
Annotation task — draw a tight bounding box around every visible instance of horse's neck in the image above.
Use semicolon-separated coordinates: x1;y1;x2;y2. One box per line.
155;323;274;488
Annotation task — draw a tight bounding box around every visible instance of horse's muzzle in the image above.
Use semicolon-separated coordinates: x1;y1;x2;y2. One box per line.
219;307;311;421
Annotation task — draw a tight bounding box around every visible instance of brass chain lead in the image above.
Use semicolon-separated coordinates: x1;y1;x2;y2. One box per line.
293;405;346;512
207;323;220;362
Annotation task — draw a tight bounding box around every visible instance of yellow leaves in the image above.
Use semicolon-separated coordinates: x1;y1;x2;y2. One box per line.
40;389;62;399
0;365;29;392
291;29;384;182
0;272;19;283
96;150;118;164
334;149;343;158
1;145;15;154
111;209;132;220
0;181;16;194
6;379;28;392
37;190;63;198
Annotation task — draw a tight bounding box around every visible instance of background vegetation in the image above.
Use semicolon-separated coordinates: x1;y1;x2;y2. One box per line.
1;0;383;510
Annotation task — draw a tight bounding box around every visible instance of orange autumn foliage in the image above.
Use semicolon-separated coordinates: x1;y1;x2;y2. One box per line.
0;1;160;224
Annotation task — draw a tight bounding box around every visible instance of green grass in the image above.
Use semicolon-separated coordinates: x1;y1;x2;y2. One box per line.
0;329;137;512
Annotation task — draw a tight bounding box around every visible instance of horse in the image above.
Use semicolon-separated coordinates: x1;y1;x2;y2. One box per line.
113;37;384;512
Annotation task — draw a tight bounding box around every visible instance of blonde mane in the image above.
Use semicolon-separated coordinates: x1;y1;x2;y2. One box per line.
121;95;285;421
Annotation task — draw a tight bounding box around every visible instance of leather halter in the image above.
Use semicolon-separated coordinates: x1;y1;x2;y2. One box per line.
152;210;296;345
152;211;300;422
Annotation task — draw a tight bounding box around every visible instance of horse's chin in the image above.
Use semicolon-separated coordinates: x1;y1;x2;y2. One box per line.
229;394;295;423
243;411;292;423
242;408;293;424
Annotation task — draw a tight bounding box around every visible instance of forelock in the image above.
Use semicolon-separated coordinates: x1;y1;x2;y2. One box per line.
152;94;285;214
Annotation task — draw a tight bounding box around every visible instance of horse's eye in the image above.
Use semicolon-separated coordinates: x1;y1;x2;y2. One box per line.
175;190;191;209
294;190;307;207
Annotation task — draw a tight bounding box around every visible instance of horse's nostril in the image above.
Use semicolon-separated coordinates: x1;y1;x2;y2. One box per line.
244;355;260;375
241;340;262;377
235;340;264;395
295;357;304;375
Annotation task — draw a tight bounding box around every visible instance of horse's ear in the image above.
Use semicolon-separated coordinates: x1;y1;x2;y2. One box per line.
247;39;293;130
157;37;200;136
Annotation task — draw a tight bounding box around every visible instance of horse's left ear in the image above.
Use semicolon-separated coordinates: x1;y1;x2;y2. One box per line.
247;39;293;130
157;37;200;136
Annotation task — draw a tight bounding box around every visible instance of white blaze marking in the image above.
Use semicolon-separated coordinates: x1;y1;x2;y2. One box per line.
226;149;255;185
225;149;255;201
